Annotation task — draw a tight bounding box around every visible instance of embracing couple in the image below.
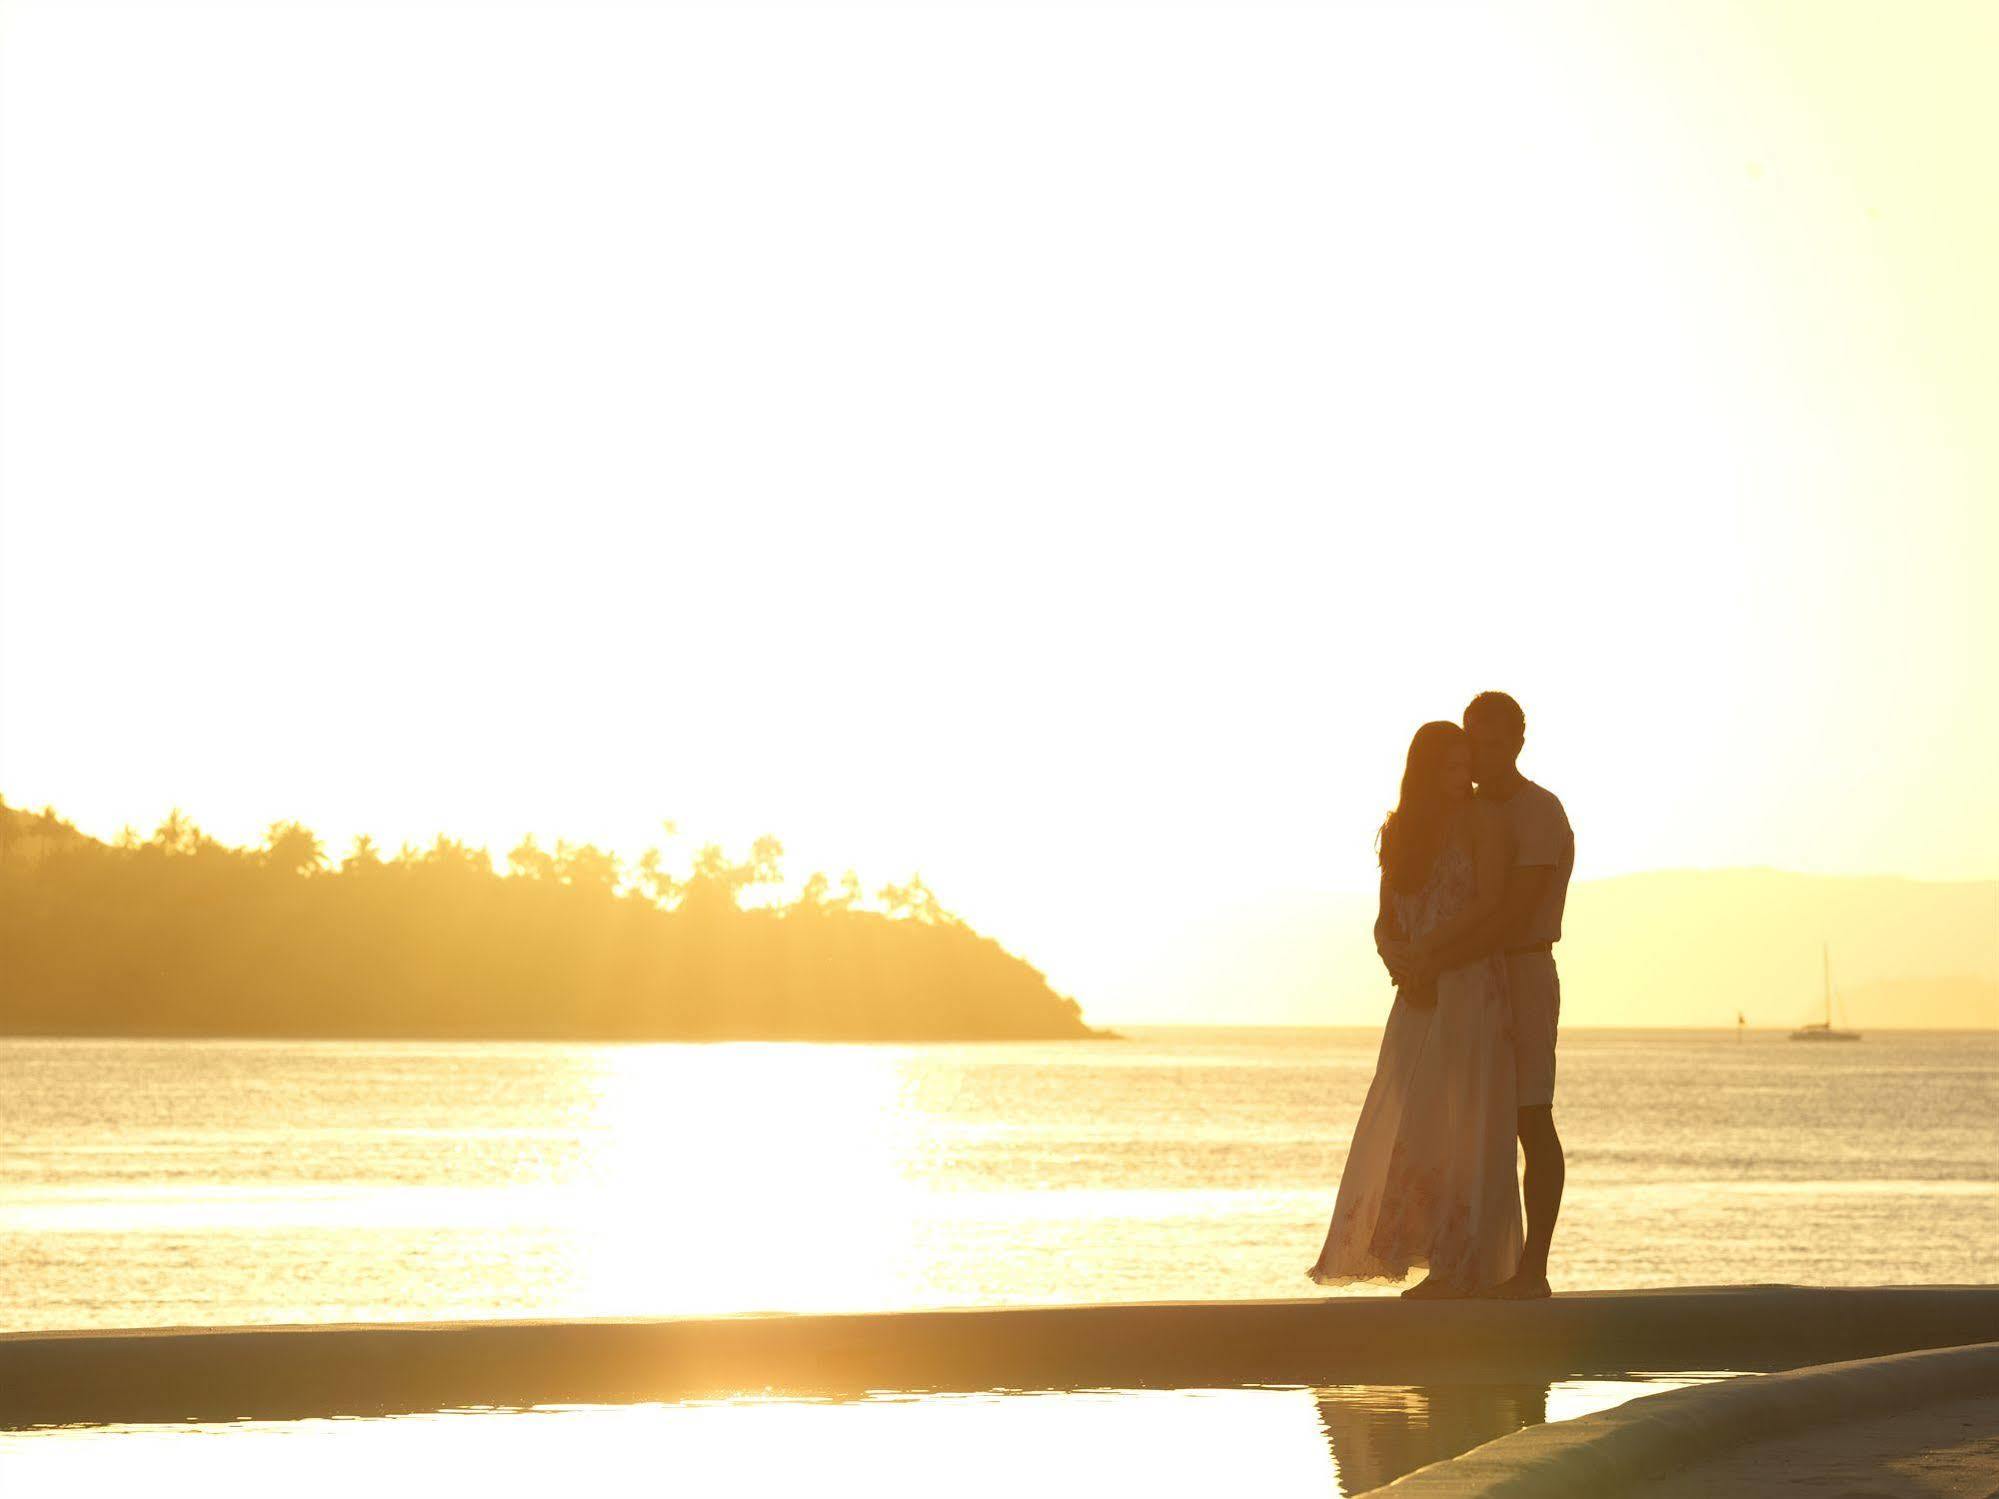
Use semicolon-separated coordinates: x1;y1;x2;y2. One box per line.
1308;691;1574;1301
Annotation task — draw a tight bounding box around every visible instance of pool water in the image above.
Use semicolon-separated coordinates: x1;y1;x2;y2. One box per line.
0;1374;1735;1496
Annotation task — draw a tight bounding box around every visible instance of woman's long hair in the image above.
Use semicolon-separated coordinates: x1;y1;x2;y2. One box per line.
1378;721;1466;893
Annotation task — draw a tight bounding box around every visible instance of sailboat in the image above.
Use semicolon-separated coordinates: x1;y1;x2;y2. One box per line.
1791;943;1861;1041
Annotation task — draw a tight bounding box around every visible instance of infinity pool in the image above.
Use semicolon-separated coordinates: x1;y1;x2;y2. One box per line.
0;1374;1736;1496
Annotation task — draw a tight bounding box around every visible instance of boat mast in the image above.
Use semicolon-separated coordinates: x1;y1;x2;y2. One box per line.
1823;942;1833;1028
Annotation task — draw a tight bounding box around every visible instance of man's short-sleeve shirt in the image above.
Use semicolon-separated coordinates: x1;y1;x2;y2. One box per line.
1501;780;1574;946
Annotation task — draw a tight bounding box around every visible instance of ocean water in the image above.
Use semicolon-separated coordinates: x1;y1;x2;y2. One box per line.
2;1027;1994;1332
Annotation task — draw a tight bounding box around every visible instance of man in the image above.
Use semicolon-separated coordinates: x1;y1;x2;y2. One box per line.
1382;691;1574;1299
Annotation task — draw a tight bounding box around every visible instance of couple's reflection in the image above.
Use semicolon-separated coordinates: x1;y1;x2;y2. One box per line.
1314;1382;1548;1495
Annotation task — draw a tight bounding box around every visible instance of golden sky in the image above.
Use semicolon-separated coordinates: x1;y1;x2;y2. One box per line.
2;1;1993;1018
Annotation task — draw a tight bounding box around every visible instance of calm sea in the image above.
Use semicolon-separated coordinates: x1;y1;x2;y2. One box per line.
3;1027;1994;1332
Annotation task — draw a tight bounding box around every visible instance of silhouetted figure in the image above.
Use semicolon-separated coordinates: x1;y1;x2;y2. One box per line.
1308;721;1523;1297
1407;692;1574;1299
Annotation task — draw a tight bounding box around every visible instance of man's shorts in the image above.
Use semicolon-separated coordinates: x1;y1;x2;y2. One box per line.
1506;951;1561;1108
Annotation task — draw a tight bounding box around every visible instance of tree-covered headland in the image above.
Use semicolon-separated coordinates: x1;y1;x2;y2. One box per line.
0;798;1110;1042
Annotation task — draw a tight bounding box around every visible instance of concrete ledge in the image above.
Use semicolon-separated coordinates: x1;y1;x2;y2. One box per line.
1377;1339;1999;1497
5;1286;1999;1428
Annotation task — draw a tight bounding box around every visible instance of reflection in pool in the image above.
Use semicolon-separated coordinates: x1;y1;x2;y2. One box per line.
0;1375;1734;1497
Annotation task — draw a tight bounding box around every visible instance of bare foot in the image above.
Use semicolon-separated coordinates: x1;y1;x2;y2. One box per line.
1400;1273;1469;1300
1484;1270;1552;1300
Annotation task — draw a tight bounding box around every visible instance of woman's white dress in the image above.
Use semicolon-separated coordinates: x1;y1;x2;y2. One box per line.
1308;843;1522;1289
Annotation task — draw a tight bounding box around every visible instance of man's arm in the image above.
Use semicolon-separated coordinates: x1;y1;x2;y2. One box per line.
1422;864;1554;973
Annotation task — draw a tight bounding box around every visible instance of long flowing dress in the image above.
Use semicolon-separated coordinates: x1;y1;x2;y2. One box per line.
1308;843;1522;1289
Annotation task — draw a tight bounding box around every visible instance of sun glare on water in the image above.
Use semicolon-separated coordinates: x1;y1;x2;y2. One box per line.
560;1044;928;1317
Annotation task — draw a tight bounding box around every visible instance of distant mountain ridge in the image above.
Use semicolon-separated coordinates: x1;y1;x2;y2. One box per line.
1838;976;1998;1031
1098;868;1998;1028
1556;868;1997;1029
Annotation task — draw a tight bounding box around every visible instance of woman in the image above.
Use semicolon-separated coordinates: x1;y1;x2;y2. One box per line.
1308;720;1522;1297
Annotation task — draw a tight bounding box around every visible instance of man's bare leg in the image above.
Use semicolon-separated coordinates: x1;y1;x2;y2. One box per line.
1491;1105;1562;1298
